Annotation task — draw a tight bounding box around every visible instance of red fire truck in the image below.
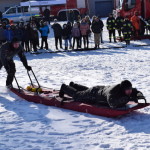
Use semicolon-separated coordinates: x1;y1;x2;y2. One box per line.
114;0;150;19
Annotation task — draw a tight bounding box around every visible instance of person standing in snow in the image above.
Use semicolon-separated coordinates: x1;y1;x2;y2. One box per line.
80;18;90;49
116;12;124;41
0;38;31;88
122;16;133;45
72;22;81;49
62;24;70;50
107;13;117;43
131;11;140;37
91;17;104;49
59;80;145;108
39;22;50;50
23;24;30;52
51;19;63;50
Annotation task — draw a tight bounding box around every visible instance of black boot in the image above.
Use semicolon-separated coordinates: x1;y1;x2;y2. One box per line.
59;84;65;98
59;84;77;98
94;44;97;49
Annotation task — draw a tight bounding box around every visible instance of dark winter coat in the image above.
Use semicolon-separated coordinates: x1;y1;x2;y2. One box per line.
0;28;6;41
91;20;104;33
107;17;116;30
52;23;62;37
23;28;30;42
122;20;133;34
116;16;124;30
0;42;28;68
13;28;23;41
74;84;142;108
62;27;70;40
30;27;39;41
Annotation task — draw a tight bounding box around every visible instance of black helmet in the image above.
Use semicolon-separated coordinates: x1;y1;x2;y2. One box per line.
120;80;132;90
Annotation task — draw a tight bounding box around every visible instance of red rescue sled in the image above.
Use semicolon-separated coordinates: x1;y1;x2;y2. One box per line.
10;86;150;118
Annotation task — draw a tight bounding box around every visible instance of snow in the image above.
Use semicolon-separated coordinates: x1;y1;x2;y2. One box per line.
0;19;150;150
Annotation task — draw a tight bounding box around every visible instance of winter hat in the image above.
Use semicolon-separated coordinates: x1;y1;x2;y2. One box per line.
11;37;20;43
120;80;132;90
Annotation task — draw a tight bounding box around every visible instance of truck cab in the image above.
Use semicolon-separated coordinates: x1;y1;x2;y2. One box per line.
2;6;40;23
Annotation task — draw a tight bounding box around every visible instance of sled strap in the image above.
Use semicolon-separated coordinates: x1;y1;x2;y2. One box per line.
14;76;21;92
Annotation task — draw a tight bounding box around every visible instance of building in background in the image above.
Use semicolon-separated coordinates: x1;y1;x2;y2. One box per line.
87;0;114;17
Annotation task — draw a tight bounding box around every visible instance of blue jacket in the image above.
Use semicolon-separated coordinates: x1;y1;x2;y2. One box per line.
5;29;14;42
39;25;49;37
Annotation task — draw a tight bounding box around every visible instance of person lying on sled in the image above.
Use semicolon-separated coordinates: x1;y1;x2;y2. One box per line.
59;80;145;108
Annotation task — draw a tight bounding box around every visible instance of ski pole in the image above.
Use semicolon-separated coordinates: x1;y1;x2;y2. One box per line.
31;69;40;88
27;70;34;87
14;76;21;92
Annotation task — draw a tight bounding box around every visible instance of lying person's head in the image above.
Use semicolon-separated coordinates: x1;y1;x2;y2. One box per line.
120;80;132;96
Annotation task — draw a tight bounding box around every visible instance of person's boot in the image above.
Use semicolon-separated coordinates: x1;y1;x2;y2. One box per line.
65;47;68;50
59;84;77;98
114;38;117;43
59;84;65;98
109;38;111;43
94;44;97;49
56;46;58;50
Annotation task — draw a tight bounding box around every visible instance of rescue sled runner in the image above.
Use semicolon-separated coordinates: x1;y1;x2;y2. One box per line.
10;70;150;118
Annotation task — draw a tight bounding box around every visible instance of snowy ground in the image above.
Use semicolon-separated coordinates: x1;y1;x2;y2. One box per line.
0;19;150;150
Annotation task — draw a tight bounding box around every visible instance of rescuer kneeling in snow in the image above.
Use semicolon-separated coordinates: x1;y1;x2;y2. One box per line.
59;80;145;108
0;38;32;88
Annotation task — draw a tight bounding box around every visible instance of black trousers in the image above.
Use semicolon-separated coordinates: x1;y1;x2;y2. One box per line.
108;30;116;41
73;37;80;49
0;60;16;86
61;83;98;104
82;35;89;48
41;36;48;49
55;37;62;48
24;41;30;52
31;40;37;52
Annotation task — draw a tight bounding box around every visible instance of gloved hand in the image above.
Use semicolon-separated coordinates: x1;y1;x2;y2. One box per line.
26;66;32;71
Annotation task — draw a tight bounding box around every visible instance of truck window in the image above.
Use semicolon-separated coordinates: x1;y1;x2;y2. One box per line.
6;8;16;14
124;0;136;11
23;6;29;12
17;7;22;13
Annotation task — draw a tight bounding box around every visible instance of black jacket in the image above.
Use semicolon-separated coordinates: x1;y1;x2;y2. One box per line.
94;84;141;108
0;42;28;68
91;20;104;33
116;16;124;30
107;17;116;30
122;20;133;34
74;84;142;108
52;23;62;37
62;27;70;39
